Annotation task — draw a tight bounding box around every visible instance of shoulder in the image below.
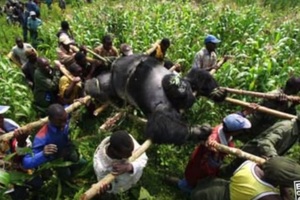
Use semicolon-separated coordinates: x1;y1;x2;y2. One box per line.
36;124;49;138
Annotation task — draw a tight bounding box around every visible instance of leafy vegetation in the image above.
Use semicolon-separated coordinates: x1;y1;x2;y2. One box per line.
0;0;300;199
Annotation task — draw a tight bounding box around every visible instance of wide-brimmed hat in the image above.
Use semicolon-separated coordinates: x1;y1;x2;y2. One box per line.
0;106;10;114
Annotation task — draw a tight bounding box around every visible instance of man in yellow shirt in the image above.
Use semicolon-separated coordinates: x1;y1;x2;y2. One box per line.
191;156;299;200
59;63;83;105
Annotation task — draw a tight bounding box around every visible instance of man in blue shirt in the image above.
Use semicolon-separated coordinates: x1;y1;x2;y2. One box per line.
27;11;42;47
22;104;78;169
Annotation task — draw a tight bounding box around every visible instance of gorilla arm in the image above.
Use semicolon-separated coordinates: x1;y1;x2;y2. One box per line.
144;105;211;145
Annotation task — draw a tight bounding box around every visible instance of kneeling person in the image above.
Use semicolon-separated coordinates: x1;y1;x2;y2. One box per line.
93;130;148;194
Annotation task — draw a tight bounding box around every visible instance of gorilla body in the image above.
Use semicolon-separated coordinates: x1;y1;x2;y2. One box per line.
85;54;223;144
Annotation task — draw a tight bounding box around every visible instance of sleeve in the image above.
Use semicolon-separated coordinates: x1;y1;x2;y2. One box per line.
192;51;202;69
27;18;31;29
129;136;148;184
58;76;69;98
257;128;283;157
57;48;75;65
22;136;50;169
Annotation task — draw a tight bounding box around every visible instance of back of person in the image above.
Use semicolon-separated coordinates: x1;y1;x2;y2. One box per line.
230;161;279;200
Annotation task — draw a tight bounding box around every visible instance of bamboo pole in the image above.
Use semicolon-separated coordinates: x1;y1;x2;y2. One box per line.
0;96;91;142
54;60;82;88
80;139;152;200
211;141;266;165
222;87;300;102
225;97;297;120
98;112;123;131
70;45;108;63
93;103;109;116
6;52;22;68
144;40;160;55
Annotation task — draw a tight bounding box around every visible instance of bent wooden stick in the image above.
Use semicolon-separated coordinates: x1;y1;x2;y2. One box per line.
225;97;297;119
211;141;266;165
0;96;91;142
70;45;108;63
222;87;300;102
98;112;124;131
54;60;82;88
80;139;152;200
93;103;109;116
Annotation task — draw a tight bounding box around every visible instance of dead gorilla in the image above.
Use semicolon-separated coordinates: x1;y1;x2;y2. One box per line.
85;54;226;145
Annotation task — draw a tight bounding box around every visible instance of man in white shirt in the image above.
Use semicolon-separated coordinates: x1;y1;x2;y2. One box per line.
93;130;148;194
9;37;36;67
192;35;227;71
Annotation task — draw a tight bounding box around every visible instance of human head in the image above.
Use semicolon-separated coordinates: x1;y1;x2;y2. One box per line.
15;37;24;48
48;104;67;131
102;35;113;51
160;38;170;51
120;43;133;56
262;156;300;187
25;48;37;62
107;130;134;159
204;34;220;52
283;76;300;95
74;52;87;67
37;57;51;74
29;11;36;19
69;63;82;77
0;106;10;130
61;21;69;30
222;114;251;136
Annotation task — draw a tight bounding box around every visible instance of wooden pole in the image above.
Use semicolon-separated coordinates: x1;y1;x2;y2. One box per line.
54;60;82;88
80;139;152;200
98;112;123;131
222;87;300;102
0;96;91;142
225;97;297;120
93;104;109;116
70;45;108;63
211;141;266;165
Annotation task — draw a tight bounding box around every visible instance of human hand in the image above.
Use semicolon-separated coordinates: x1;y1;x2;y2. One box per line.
243;103;259;115
111;162;133;175
79;45;88;54
43;144;58;156
72;76;81;83
205;139;218;152
276;93;288;101
0;128;5;135
13;128;29;147
97;182;111;194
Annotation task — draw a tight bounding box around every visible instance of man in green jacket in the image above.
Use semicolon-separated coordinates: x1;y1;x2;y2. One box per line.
33;58;60;116
220;118;299;178
240;76;300;141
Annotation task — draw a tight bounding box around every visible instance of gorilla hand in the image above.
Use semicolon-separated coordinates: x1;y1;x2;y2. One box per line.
189;124;212;141
209;87;227;102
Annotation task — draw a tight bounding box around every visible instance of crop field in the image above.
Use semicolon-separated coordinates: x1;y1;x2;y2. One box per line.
0;0;300;199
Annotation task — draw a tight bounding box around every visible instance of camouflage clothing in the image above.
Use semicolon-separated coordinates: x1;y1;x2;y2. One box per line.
220;119;299;178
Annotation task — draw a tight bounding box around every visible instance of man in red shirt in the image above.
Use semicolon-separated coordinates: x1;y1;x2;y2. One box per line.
181;113;251;192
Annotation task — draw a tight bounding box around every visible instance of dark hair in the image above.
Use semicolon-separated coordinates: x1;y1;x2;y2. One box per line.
284;76;300;93
69;63;81;74
61;21;69;30
48;104;66;121
102;34;112;44
74;52;86;62
109;130;133;152
15;37;23;43
161;38;170;47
